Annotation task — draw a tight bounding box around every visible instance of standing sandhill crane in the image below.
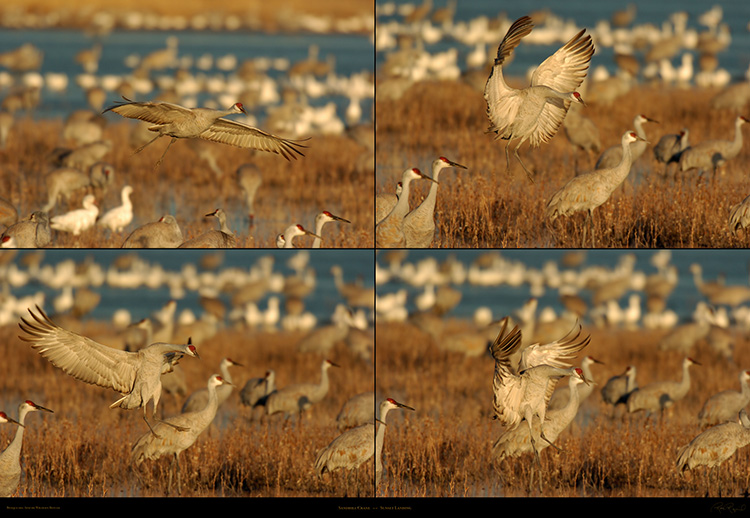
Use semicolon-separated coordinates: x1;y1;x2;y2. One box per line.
97;185;133;233
689;263;725;299
122;214;183;248
103;97;308;168
489;318;590;468
690;264;750;307
312;211;350;248
315;398;414;493
181;357;242;413
698;370;750;428
562;102;601;157
240;369;276;414
653;128;689;172
679;115;749;174
676;409;750;497
178;209;236;248
0;411;21;426
130;374;229;495
625;357;701;417
402;156;467;248
546;131;646;247
278;223;321;248
601;365;638;417
50;193;99;236
0;401;53;497
376;168;436;248
595;114;658;170
376;182;402;225
236;163;262;224
547;355;603;412
265;359;339;419
336;391;375;431
484;15;594;182
330;265;375;309
18;305;200;435
1;211;50;248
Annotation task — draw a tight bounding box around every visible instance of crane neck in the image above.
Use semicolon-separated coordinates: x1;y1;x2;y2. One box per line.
220;362;234;385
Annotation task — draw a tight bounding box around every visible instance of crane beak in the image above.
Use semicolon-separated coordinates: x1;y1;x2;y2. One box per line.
304;230;322;239
447;159;468;170
330;213;351;223
3;416;23;427
392;400;415;412
33;403;54;414
421;174;438;184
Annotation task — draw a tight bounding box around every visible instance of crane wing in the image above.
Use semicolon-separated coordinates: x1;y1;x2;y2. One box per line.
489;318;528;428
519;322;590;372
199;118;309;160
18;305;138;394
103;97;196;125
483;16;534;139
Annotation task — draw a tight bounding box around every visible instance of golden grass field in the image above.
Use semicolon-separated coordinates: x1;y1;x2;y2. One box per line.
376;78;750;249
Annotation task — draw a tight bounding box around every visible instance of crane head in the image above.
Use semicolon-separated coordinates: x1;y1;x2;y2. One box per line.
574;367;591;385
571;91;585;105
320;211;351;224
232;102;247;114
0;411;22;427
386;398;415;412
437;156;468;170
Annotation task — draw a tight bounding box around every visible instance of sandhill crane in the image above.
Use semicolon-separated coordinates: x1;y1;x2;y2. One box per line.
547;355;603;412
18;305;200;435
42;165;101;213
178;208;236;248
236;164;262;224
546;131;645;246
240;369;276;415
0;412;21;426
0;401;53;497
484;15;594;182
679;115;749;174
625;357;701;417
315;398;413;493
265;359;339;419
103;97;308;168
698;370;750;428
312;211;350;248
376;168;436;248
489;317;590;468
278;223;320;248
690;263;750;307
729;193;750;234
181;357;242;413
122;214;183;248
376;182;402;225
653;128;689;172
50;193;99;236
97;185;133;232
330;265;375;309
676;409;750;497
402;156;467;248
336;391;375;431
562;103;601;157
130;374;229;495
595;114;658;169
601;365;638;417
1;211;50;248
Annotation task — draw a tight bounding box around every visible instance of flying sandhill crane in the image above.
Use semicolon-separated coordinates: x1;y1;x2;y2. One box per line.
312;211;350;248
653;128;689;172
376;168;436;248
698;370;750;428
103;97;309;169
97;185;133;233
546;131;646;247
679;115;749;174
122;214;183;248
676;409;750;497
484;15;594;182
625;357;701;417
18;305;200;436
50;193;99;236
402;156;467;248
376;182;402;225
265;359;339;420
178;208;236;248
489;317;590;468
181;357;242;413
595;114;658;169
240;369;276;417
1;211;50;248
0;401;53;497
336;391;375;431
314;397;413;493
601;365;638;418
130;374;229;495
547;355;603;412
278;223;321;248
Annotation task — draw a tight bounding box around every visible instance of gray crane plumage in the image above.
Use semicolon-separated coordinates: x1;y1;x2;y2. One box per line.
122;214;183;248
547;355;603;412
336;391;376;431
240;369;276;409
178;208;236;248
626;357;700;415
376;168;436;248
679;115;749;173
595;114;657;169
698;370;750;428
181;357;242;413
0;401;53;497
265;359;339;418
653;128;689;168
601;365;638;415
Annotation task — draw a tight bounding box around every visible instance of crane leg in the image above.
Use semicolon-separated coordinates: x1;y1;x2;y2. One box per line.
154;137;177;170
143;414;163;439
133;133;162;155
513;142;535;184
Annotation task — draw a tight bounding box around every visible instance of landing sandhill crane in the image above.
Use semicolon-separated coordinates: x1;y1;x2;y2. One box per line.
97;185;133;233
679;115;749;174
336;391;375;431
489;318;590;467
130;374;229;495
50;193;98;236
653;128;689;171
698;370;750;428
0;401;53;497
595;114;658;169
240;369;276;413
265;359;339;419
312;211;350;248
484;15;594;182
279;223;321;248
547;355;603;412
601;365;638;417
122;214;183;248
376;168;436;248
625;357;701;417
104;97;308;168
1;211;50;248
546;131;645;246
178;208;236;248
402;156;467;248
676;409;750;497
376;182;402;225
181;357;242;413
18;305;200;435
315;398;414;492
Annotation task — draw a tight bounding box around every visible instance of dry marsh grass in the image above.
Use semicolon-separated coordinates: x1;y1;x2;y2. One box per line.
375;319;750;498
376;79;750;248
